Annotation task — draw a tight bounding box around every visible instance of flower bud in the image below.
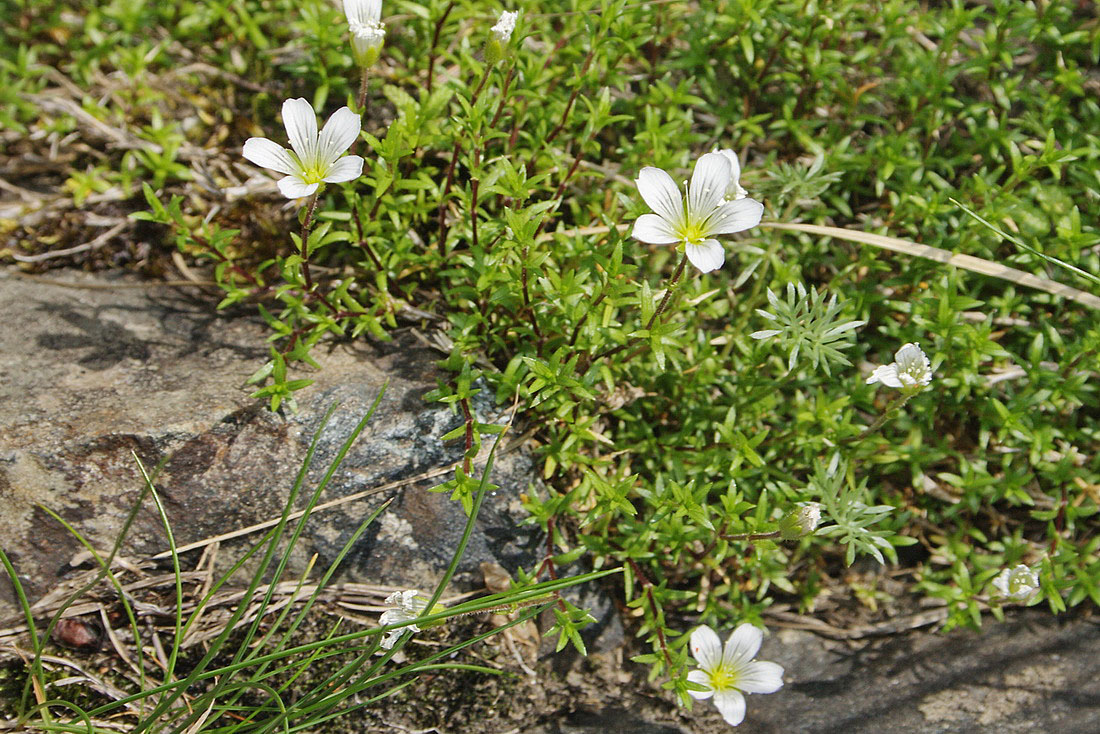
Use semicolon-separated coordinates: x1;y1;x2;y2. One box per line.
778;502;822;540
349;22;385;68
344;0;385;69
485;10;518;64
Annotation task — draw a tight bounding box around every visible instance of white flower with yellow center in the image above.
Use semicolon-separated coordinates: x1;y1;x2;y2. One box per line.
242;98;364;199
687;624;784;727
992;564;1040;603
632;153;764;273
866;342;932;390
343;0;385;68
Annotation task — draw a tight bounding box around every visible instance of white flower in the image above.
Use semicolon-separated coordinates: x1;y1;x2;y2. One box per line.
242;98;364;199
714;149;749;201
866;342;932;389
992;565;1040;602
779;502;823;540
632;153;764;274
687;624;784;727
378;589;429;650
491;10;518;42
343;0;385;67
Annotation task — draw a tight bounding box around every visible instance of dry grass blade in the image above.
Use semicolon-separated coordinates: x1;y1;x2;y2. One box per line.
11;221;128;263
535;222;1100;309
762;222;1100;310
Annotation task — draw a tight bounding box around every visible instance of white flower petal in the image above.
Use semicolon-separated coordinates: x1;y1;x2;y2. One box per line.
380;629;402;649
277;176;320;199
866;364;902;388
685;239;725;273
343;0;381;24
993;565;1039;601
705;197;764;236
690;625;723;671
712;689;747;726
318;107;361;165
686;669;715;700
491;10;518;42
282;98;319;163
636;167;684;227
242;137;297;175
716;148;747;199
738;660;785;694
895;342;932;385
895;342;922;363
632;213;682;245
322;155;364;183
688;153;732;220
723;624;763;667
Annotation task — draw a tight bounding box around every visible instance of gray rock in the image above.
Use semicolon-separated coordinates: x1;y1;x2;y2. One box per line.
673;610;1100;733
0;270;538;618
520;611;1099;734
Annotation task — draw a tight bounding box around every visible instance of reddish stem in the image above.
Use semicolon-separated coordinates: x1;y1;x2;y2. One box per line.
543;49;595;147
460;397;474;474
437;140;463;255
425;1;455;94
489;66;516;129
593;252;688;363
299;192;319;291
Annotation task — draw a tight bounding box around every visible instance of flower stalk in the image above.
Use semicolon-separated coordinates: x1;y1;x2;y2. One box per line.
591;252;688;365
847;392;914;443
299;192;319;290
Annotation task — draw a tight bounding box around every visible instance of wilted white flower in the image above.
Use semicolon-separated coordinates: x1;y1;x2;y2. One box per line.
242;98;364;199
778;502;823;540
491;10;518;42
992;564;1040;602
714;149;749;201
688;624;784;727
866;342;932;390
632;153;764;273
378;589;430;650
343;0;385;67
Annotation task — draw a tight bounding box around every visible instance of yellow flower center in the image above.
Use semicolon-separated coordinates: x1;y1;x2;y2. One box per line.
289;150;327;184
299;163;327;184
680;221;708;245
708;664;738;692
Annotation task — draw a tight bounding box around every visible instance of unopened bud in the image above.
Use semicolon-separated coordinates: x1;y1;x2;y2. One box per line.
778;503;822;540
349;21;385;69
485;10;518;64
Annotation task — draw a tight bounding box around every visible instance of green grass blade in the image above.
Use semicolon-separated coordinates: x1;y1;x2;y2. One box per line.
951;197;1100;289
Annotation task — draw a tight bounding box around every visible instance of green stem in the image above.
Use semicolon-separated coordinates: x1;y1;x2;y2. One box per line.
592;251;689;365
300;192;319;291
846;391;915;443
356;67;370;114
721;530;781;541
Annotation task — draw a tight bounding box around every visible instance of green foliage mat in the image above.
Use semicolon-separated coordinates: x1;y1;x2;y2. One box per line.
4;0;1098;703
